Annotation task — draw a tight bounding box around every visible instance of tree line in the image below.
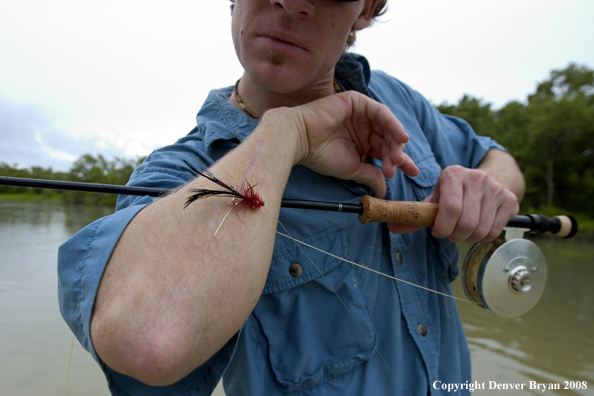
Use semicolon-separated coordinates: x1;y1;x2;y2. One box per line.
1;64;593;221
0;154;144;206
437;63;594;219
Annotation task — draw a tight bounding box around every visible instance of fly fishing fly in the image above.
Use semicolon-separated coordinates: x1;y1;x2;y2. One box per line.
182;160;264;235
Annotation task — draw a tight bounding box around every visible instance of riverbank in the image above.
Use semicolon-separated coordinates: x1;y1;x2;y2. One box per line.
0;192;61;202
1;193;593;234
0;191;117;206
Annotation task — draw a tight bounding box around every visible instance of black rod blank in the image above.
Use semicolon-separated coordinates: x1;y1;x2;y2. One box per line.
0;176;168;197
0;176;360;212
0;176;578;236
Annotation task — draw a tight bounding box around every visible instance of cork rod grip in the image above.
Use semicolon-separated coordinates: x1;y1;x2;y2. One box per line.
358;195;439;226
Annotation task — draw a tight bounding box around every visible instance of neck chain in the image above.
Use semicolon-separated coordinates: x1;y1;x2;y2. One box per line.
233;79;342;120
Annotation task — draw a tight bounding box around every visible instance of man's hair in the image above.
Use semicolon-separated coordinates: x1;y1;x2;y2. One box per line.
229;0;388;48
347;0;387;47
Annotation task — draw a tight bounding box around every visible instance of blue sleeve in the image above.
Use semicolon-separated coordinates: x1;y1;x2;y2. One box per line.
369;70;505;169
368;70;506;286
58;202;148;363
413;104;505;170
57;130;238;395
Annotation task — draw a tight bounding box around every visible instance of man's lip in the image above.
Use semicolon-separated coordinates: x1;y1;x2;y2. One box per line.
257;33;307;52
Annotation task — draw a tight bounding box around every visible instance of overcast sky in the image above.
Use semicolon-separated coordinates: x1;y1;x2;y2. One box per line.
1;0;593;171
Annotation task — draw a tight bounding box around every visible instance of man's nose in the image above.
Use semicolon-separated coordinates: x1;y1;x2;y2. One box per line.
272;0;315;17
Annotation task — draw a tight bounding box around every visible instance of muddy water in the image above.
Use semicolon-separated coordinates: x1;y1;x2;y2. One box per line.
1;201;592;395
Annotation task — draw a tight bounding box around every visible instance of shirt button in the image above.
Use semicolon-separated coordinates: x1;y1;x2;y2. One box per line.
418;324;427;336
397;252;403;264
289;263;303;277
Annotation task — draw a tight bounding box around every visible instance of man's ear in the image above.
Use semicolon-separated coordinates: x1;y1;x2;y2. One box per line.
353;0;379;31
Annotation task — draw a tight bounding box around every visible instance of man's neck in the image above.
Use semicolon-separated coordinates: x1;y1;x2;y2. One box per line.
229;72;337;119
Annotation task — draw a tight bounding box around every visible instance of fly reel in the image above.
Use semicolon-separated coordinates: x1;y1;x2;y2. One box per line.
461;228;548;318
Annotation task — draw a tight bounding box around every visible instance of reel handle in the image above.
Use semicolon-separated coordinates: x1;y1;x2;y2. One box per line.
358;195;578;238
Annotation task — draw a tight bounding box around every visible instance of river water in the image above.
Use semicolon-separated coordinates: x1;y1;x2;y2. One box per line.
0;201;592;395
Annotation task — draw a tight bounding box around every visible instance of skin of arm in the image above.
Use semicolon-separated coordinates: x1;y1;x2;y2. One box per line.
475;148;525;202
90;92;418;386
388;149;525;243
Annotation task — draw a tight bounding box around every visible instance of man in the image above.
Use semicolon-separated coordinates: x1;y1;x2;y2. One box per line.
59;1;524;395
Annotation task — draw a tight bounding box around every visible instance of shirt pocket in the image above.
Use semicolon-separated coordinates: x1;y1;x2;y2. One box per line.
405;152;441;201
252;226;377;392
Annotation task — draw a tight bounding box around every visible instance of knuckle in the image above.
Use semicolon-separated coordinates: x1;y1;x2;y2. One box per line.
500;192;519;216
512;202;520;216
442;165;464;179
473;169;489;183
442;199;463;219
472;224;491;240
457;216;479;233
489;180;503;195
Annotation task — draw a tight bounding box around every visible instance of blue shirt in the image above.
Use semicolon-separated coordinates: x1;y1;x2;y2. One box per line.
58;53;504;396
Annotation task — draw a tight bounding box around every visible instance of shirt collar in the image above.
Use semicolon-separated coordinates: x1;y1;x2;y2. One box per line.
334;52;371;96
196;53;371;155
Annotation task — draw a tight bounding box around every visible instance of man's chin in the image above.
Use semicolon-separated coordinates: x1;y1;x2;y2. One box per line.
246;66;307;93
266;50;286;66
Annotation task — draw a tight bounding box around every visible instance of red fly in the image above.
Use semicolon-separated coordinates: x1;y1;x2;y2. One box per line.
183;160;264;211
235;179;265;210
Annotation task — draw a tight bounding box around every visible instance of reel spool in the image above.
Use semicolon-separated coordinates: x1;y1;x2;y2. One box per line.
461;228;547;318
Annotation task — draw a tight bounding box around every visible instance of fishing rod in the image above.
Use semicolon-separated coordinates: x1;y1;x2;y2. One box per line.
0;176;578;238
1;175;579;317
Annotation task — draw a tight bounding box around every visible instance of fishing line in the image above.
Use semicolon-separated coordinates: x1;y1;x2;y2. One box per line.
65;333;75;396
261;207;412;396
187;163;471;394
214;205;235;236
186;163;474;305
275;231;475;305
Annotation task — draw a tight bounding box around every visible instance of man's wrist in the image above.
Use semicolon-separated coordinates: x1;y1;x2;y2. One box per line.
258;107;306;167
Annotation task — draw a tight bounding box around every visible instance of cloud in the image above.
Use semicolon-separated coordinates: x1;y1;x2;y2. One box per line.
0;97;127;172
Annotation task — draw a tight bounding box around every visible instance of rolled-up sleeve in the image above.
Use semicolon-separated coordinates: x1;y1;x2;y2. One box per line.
58;201;149;364
57;130;240;395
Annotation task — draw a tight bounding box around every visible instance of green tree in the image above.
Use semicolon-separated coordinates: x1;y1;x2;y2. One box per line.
437;94;496;137
64;154;144;205
0;162;57;197
525;63;594;213
437;65;594;218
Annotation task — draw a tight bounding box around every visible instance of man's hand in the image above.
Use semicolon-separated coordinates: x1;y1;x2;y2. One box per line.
93;90;423;386
424;165;519;243
388;150;524;243
262;91;419;199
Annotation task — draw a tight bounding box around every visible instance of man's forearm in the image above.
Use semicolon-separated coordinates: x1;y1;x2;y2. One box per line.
477;149;525;203
91;112;301;386
89;92;416;386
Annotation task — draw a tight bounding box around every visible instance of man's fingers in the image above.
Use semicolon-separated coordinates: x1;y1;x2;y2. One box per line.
388;223;422;235
477;192;520;243
398;153;419;177
365;96;409;144
431;173;463;239
294;91;420;193
465;185;502;243
447;173;493;242
428;166;521;243
350;162;387;199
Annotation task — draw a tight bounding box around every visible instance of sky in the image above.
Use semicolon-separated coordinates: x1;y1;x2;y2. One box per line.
1;0;593;172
